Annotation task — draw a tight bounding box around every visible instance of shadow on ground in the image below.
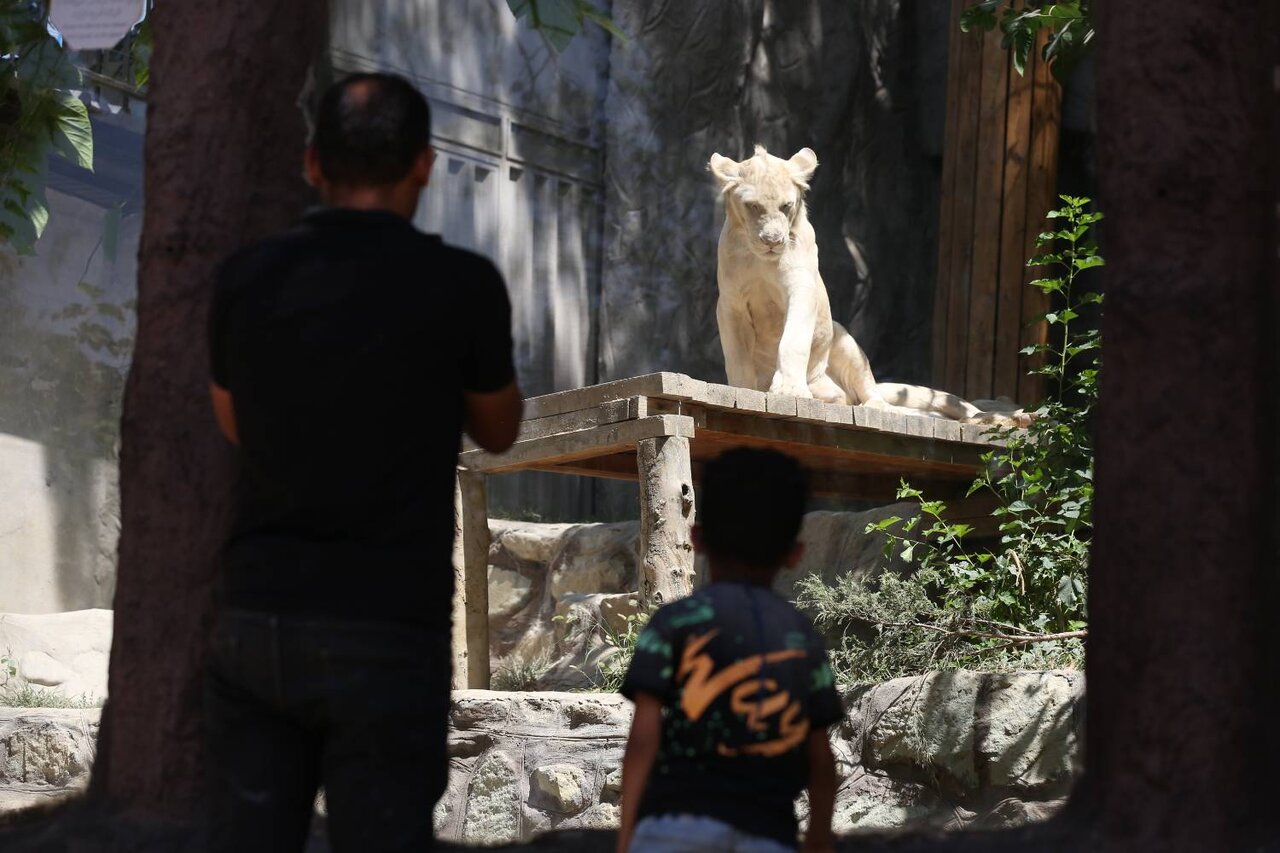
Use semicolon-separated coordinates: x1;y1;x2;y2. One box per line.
0;798;1099;852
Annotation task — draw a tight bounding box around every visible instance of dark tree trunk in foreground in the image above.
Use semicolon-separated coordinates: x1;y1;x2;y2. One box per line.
92;0;327;817
1086;1;1280;849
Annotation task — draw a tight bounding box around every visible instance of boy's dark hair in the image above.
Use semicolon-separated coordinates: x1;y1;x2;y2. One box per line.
311;73;431;185
699;448;809;571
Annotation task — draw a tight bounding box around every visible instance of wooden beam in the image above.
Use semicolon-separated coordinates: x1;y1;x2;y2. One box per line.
459;414;695;473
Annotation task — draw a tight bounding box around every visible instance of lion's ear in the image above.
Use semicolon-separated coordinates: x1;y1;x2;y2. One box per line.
787;147;818;188
708;153;741;188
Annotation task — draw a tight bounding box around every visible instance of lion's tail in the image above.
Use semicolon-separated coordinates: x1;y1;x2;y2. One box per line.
874;382;982;420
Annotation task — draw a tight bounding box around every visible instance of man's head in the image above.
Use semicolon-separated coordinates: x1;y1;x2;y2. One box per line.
695;448;809;578
305;73;434;215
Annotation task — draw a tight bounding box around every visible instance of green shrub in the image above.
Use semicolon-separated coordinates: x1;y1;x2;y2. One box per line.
797;195;1101;683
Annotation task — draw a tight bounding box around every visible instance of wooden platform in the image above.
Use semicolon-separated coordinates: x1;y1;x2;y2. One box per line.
459;372;1004;500
450;373;1009;689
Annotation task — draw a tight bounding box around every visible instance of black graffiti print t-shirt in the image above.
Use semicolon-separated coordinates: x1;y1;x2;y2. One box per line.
620;582;844;846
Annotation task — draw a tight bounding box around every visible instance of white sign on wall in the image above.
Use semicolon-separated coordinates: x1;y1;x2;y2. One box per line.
50;0;146;51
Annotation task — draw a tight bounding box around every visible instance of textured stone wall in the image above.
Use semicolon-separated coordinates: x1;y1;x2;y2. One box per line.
0;674;1082;843
600;0;950;387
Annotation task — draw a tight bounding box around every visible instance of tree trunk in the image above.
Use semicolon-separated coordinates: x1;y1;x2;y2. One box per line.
1086;1;1279;849
91;0;327;818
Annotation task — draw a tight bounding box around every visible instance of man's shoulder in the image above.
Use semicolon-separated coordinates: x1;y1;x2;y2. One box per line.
216;226;315;289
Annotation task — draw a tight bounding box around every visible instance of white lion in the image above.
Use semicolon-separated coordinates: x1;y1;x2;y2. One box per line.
708;144;1030;426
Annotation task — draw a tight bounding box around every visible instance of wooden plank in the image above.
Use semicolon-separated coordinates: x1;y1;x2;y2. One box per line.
733;387;768;414
695;382;739;409
934;0;967;386
901;414;936;438
942;8;985;394
459;414;695;473
964;25;1012;400
931;418;964;443
521;372;705;420
698;409;989;472
796;397;854;426
994;32;1035;402
1019;31;1062;405
765;392;799;418
598;396;646;424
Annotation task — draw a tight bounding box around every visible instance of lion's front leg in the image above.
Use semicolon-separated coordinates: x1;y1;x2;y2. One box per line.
717;296;759;390
769;280;818;398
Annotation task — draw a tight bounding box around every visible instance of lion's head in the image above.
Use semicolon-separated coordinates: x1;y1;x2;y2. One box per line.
708;145;818;261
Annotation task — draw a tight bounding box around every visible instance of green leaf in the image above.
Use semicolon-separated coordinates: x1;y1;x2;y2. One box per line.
50;93;93;170
581;4;628;42
1073;255;1105;270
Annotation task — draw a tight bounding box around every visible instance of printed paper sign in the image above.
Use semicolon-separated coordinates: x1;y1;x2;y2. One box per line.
51;0;146;51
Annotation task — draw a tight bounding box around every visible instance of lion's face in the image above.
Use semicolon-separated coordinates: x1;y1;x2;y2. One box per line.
708;146;818;261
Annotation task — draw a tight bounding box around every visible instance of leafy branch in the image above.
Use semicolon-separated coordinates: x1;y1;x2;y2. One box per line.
960;1;1093;82
1;0;93;254
506;0;627;53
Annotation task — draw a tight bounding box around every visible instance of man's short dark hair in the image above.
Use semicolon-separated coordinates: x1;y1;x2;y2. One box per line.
311;73;431;185
699;448;809;571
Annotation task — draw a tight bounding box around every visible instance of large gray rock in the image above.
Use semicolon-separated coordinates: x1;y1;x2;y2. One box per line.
978;671;1083;792
489;507;910;681
0;610;112;703
0;709;99;814
847;670;984;794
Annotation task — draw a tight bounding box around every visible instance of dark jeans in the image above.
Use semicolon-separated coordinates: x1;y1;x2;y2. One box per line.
205;609;451;852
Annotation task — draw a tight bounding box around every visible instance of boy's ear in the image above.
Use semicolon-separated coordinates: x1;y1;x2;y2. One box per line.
782;541;805;569
691;524;705;554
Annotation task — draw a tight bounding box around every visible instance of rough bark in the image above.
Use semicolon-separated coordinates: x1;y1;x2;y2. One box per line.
636;436;696;608
91;0;327;818
1086;1;1280;849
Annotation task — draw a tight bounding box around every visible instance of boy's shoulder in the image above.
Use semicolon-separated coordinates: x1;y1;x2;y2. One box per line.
648;584;819;639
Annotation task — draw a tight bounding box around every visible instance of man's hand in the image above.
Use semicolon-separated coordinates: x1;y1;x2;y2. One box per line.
209;383;239;445
464;381;522;452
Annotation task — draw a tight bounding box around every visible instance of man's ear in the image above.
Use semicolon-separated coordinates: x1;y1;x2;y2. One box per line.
303;146;324;189
708;153;741;190
413;146;436;188
782;540;805;569
786;147;818;189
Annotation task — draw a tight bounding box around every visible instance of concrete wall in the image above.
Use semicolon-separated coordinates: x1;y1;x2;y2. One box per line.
0;183;140;613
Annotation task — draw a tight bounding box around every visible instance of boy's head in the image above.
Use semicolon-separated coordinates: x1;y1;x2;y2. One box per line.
305;73;435;210
695;448;809;576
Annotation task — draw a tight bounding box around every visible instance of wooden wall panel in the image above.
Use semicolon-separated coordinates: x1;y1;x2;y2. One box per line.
934;6;1062;406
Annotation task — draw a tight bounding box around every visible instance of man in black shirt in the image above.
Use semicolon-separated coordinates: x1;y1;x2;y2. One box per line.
205;72;521;852
618;449;840;853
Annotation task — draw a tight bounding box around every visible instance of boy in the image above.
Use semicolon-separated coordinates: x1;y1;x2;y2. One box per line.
617;448;841;853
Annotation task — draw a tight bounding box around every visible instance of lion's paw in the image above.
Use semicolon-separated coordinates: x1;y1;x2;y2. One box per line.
768;376;813;398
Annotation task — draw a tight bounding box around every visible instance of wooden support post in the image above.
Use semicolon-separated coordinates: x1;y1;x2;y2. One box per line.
636;435;696;608
453;470;491;689
450;477;469;690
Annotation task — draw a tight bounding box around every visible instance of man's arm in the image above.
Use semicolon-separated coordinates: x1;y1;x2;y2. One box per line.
616;691;662;853
209;383;239;445
802;729;836;853
464;380;522;453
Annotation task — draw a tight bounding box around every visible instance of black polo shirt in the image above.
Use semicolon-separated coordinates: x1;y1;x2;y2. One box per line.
209;207;515;627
